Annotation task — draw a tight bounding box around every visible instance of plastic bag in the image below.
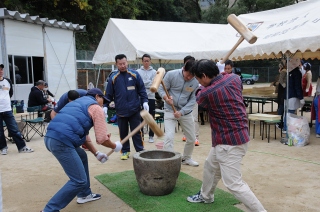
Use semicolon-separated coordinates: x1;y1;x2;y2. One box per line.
287;113;310;147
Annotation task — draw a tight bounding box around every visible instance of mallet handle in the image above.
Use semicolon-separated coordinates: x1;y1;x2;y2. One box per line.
221;36;244;64
107;120;146;156
161;81;177;113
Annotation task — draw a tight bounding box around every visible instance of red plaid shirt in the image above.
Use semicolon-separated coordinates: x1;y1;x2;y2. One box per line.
197;73;249;147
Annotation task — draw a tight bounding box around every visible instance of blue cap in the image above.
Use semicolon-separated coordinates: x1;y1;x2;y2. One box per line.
87;88;108;102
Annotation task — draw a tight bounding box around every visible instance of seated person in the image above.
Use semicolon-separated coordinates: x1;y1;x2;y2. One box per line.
42;82;55;109
28;80;52;116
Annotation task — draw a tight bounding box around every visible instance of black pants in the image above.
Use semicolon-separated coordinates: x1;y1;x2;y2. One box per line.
117;111;144;153
148;99;156;137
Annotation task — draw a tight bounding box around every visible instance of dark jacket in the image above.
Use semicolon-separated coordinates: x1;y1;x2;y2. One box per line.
45;96;96;147
105;69;148;117
284;67;303;100
28;86;49;107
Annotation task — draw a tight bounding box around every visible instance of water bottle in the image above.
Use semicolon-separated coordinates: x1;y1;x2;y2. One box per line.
13;105;16;115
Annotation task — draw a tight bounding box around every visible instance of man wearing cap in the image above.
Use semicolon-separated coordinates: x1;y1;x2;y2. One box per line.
50;89;109;150
105;54;148;160
0;63;34;155
42;88;122;211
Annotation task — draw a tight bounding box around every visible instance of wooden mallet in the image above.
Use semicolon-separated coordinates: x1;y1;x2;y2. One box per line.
106;110;164;156
150;68;177;113
220;14;258;63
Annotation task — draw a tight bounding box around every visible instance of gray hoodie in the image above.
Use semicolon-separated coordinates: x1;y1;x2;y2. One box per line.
136;66;157;99
158;68;198;115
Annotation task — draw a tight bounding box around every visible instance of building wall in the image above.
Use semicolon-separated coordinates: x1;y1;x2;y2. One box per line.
0;19;77;104
44;27;77;99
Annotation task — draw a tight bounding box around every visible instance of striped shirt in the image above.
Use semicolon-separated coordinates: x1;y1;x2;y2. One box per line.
88;105;110;144
197;73;249;147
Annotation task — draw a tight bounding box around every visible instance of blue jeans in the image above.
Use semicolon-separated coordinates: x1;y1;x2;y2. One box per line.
0;110;26;151
44;137;92;211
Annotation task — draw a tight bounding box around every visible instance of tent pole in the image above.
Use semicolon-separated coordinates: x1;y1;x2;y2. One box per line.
95;65;101;88
86;70;88;90
284;54;290;144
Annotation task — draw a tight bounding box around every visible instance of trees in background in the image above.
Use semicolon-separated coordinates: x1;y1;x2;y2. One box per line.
0;0;299;50
202;0;296;24
0;0;201;50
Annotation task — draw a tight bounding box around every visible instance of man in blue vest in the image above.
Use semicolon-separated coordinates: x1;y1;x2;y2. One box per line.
42;88;122;211
50;89;108;150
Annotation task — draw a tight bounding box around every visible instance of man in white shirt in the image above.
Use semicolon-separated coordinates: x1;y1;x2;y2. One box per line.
0;64;34;155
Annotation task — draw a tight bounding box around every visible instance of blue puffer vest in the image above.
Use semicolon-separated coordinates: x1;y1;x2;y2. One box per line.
45;96;97;147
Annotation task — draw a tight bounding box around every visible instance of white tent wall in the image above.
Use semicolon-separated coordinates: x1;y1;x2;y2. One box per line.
44;27;77;99
0;21;4;68
5;20;44;56
0;8;85;106
93;19;138;65
4;19;44;104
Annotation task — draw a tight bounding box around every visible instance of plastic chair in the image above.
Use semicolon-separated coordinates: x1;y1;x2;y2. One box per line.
21;106;46;142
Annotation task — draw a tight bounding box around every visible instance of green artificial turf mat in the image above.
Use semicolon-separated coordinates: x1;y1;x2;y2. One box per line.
95;170;242;212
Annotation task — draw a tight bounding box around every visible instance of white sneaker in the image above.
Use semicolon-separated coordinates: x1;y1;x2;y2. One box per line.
77;193;101;204
19;146;34;153
182;158;199;167
316;134;320;138
1;147;8;155
187;191;214;203
149;137;154;143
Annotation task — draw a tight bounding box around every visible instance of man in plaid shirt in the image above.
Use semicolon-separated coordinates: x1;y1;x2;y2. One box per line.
187;59;266;212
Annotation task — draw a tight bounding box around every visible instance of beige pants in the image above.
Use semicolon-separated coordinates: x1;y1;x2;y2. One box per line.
201;143;266;212
163;111;195;159
192;103;199;139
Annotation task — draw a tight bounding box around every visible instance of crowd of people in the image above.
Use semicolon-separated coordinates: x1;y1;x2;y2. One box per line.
270;58;318;142
4;54;318;212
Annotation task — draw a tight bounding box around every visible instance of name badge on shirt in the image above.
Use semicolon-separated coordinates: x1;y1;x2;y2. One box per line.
127;86;135;90
185;87;194;92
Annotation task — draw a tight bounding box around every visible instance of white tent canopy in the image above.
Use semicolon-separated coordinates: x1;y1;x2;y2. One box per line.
93;0;320;64
92;18;237;64
231;0;320;60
